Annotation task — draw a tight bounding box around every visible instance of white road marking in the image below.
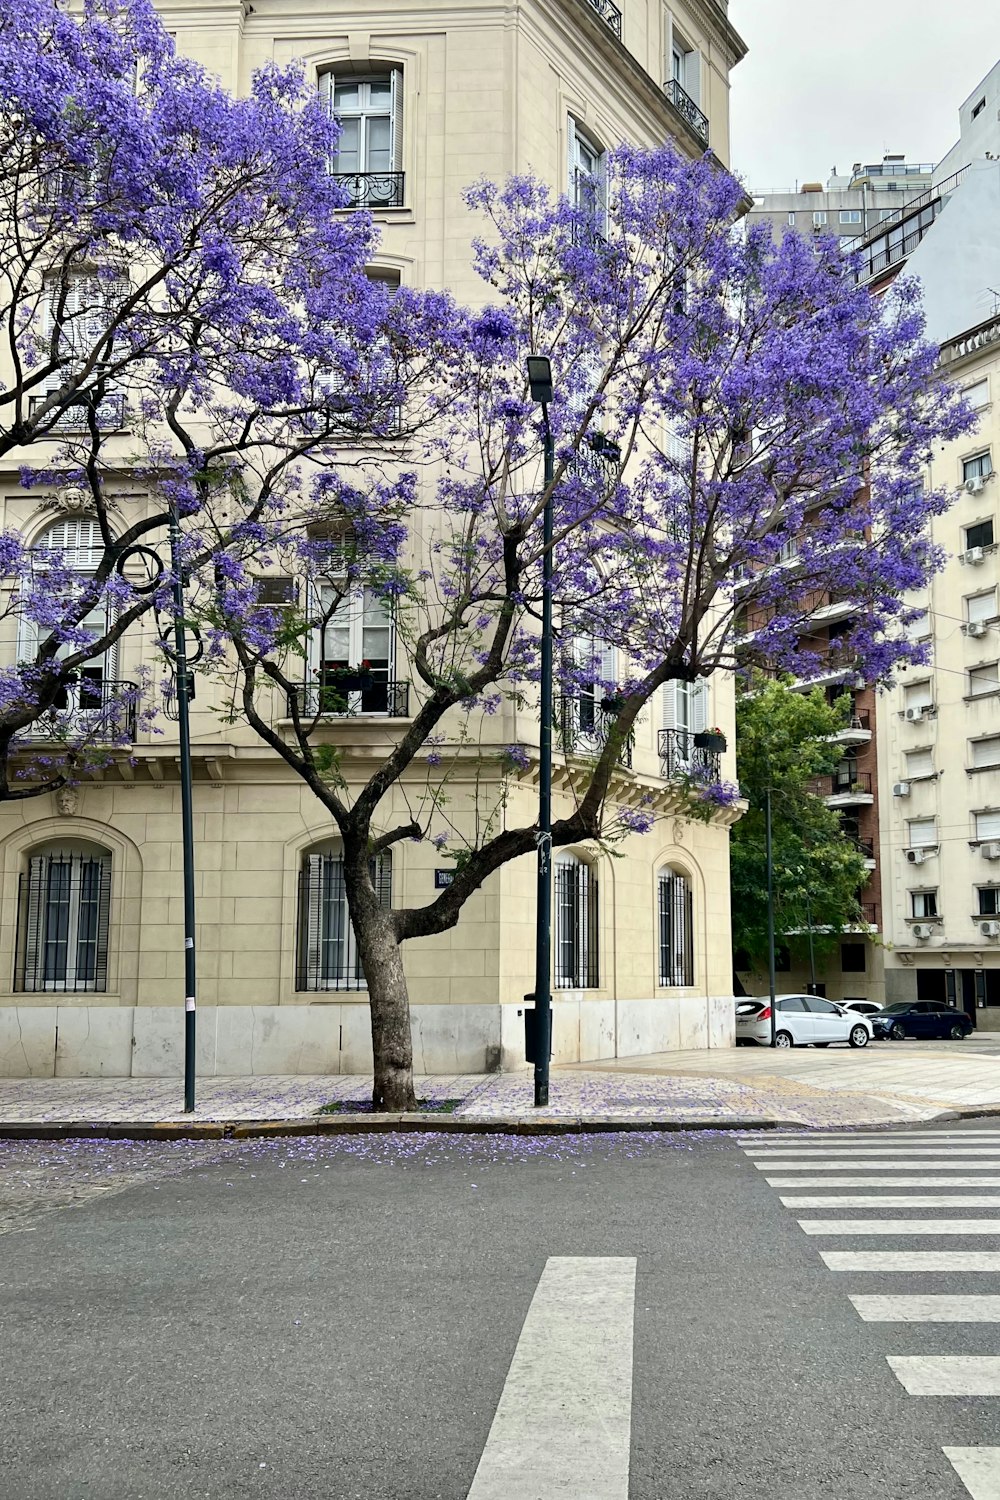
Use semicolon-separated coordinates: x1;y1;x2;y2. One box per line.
746;1147;1000;1157
752;1161;1000;1171
799;1219;1000;1235
739;1133;1000;1140
821;1252;1000;1271
888;1356;1000;1395
782;1196;1000;1208
465;1257;635;1500
944;1447;1000;1498
851;1296;1000;1322
766;1177;1000;1187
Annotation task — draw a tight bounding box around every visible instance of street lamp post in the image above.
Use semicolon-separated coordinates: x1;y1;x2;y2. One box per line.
527;355;554;1107
765;784;777;1047
167;507;198;1112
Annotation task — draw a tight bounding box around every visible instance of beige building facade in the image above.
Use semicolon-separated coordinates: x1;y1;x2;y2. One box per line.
0;0;747;1078
878;315;1000;1024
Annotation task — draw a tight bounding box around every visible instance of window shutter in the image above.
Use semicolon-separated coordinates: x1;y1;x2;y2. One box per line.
319;68;334;113
661;681;678;731
972;736;1000;768
687;49;702;105
599;642;616;687
566;116;577;194
298;854;325;989
905;748;934;778
370;851;392;908
969;591;997;624
977;811;1000;841
17;856;47;993
389;68;403;172
909;817;938;846
691;679;708;733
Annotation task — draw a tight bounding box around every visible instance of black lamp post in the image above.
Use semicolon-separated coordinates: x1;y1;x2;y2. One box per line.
765;784;777;1047
527;355;554;1107
167;507;198;1112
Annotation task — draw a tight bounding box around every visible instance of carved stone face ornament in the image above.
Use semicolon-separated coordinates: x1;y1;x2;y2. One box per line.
54;785;78;817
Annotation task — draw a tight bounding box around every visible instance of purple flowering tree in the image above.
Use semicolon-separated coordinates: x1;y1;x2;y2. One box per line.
216;144;974;1110
0;0;454;794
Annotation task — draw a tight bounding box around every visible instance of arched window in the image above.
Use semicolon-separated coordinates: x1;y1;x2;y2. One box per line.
15;840;112;992
21;517;119;727
296;845;392;991
658;865;693;986
554;854;599;989
320;68;404;208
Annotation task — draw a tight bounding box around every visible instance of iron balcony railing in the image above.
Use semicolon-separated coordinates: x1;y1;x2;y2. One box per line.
28;392;127;432
860;902;879;927
662;79;709;146
333;171;405;210
557;696;633;767
23;676;138;743
582;0;622;37
854;838;875;860
658;728;720;783
288;677;410;719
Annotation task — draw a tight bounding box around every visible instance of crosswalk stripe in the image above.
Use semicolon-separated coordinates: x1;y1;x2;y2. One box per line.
821;1251;1000;1271
799;1219;1000;1235
738;1133;1000;1142
944;1447;1000;1499
753;1161;1000;1171
888;1356;1000;1395
782;1196;1000;1208
766;1178;1000;1187
464;1257;634;1500
851;1296;1000;1322
746;1148;1000;1157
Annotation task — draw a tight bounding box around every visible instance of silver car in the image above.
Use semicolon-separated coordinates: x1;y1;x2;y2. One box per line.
736;994;873;1049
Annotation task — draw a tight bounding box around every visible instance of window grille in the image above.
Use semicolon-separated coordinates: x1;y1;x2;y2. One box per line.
15;849;111;992
296;849;391;991
554;858;599;989
658;868;694;986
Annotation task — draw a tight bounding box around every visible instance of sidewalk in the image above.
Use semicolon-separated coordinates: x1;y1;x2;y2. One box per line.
2;1041;998;1137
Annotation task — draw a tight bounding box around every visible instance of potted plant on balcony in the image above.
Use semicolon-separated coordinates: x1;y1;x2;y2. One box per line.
694;725;727;753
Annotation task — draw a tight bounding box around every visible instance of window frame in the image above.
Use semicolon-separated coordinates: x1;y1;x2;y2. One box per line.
964;452;994;484
966;519;995;550
15;842;112;993
322;68;404;208
554;854;600;989
658;865;694;987
296;845;392;991
910;889;939;919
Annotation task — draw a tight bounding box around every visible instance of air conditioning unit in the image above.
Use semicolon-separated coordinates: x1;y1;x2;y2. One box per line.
981;921;1000;939
983;842;1000;860
965;620;989;637
905;848;928;864
905;706;926;722
965;546;986;565
966;476;987;495
892;781;911;797
912;922;934;939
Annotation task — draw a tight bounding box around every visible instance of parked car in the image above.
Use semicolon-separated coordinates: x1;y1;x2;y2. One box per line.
871;1002;973;1041
841;1000;883;1018
735;994;873;1049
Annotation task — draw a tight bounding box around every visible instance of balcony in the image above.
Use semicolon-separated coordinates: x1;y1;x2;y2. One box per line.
28;392;126;433
859;902;879;929
17;677;138;744
658;727;720;783
830;710;872;747
807;598;860;627
662;79;709;148
582;0;622;39
333;172;405;210
852;837;876;869
788;664;864;694
287;677;410;719
823;769;874;808
557;696;633;767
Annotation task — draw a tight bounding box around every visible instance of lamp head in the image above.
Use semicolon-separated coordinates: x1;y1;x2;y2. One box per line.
526;355;553;405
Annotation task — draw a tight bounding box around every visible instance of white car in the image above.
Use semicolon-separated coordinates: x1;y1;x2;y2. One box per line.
840;999;883;1018
735;994;873;1049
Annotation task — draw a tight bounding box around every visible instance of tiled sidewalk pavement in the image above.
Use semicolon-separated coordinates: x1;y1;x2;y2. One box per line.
0;1060;949;1131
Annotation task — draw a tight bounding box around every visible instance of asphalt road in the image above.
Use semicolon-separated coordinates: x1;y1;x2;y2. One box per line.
3;1125;1000;1499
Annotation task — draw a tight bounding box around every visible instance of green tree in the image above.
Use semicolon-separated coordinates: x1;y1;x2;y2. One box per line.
731;680;870;968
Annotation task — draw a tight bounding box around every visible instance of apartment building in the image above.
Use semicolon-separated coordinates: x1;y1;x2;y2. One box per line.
747;156;933;250
0;0;748;1078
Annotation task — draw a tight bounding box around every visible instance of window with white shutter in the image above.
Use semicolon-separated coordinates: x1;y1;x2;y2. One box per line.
972;736;1000;769
964;379;990;410
33;273;128;430
968;591;997;624
969;662;1000;697
567;118;606;232
904;680;933;711
908;818;937;848
976;810;1000;841
905;748;934;779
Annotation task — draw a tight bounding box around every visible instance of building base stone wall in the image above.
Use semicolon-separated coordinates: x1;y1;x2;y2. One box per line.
0;997;736;1079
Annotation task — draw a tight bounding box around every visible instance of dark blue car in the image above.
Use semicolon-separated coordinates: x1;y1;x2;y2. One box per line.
872;1002;973;1041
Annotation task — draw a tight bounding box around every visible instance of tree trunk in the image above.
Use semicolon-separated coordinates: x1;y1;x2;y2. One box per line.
345;845;417;1111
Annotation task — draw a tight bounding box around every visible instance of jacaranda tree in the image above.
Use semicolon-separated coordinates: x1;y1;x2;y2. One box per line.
213;146;974;1109
0;0;454;795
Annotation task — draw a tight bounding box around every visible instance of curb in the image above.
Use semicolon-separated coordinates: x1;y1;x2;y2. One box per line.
0;1106;990;1142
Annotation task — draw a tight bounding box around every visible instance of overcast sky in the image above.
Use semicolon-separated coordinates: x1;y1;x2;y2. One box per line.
728;0;998;192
